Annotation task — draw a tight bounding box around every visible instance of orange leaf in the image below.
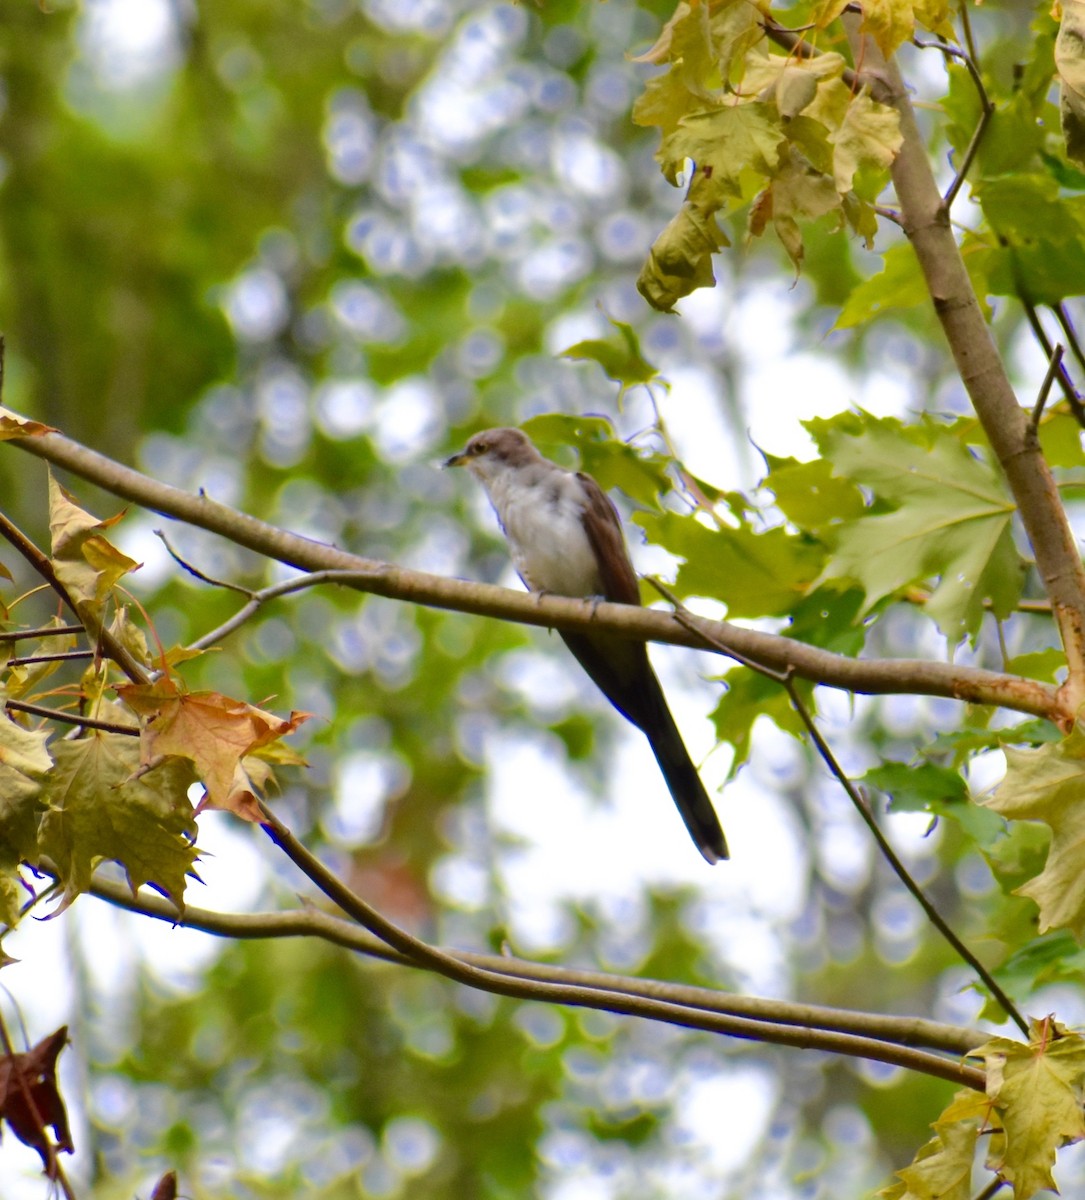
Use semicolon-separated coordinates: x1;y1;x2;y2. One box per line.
116;678;309;820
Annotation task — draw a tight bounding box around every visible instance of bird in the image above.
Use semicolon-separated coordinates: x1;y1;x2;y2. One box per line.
444;426;727;864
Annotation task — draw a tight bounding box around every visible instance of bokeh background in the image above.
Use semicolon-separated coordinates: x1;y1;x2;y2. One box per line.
0;2;1070;1198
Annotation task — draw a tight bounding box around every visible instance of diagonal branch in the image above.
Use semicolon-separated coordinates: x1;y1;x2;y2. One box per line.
1;422;1064;722
80;863;988;1087
843;17;1085;708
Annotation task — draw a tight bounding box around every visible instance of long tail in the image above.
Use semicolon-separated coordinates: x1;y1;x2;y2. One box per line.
560;631;728;863
642;699;728;863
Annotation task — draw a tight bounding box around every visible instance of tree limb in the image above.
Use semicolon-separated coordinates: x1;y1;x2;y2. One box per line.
80;870;988;1086
2;422;1063;721
845;18;1085;706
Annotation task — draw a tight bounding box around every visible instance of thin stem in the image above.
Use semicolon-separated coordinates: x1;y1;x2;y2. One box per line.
6;650;94;668
1019;294;1085;424
656;583;1029;1036
83;871;987;1058
0;624;84;643
913;38;991;209
1030;344;1065;433
5;700;140;735
253;805;985;1086
1053;302;1085;379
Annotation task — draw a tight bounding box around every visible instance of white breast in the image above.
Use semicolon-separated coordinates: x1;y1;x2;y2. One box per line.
484;465;602;597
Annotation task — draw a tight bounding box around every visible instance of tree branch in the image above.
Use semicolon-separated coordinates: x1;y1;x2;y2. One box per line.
1;420;1063;722
81;870;988;1084
844;19;1085;706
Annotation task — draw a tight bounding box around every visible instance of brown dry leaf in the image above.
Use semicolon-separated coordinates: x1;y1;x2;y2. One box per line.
150;1170;179;1200
116;677;310;821
0;1026;74;1179
0;407;57;440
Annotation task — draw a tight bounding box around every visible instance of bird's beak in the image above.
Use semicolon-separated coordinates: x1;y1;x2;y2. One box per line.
443;449;468;469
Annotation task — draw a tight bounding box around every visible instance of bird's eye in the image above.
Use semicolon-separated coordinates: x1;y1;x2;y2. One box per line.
473;441;488;455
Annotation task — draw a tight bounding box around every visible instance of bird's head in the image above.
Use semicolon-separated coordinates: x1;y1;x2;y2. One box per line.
443;427;542;483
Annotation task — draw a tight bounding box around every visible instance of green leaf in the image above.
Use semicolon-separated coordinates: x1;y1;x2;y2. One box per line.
982;727;1085;936
817;418;1024;641
519;414;672;509
835;242;930;329
762;453;866;533
38;733;199;913
976;175;1085;304
635;510;824;617
863;761;968;811
710;668;807;776
637;191;729;313
658;103;783;198
0;709;52;925
560;319;660;393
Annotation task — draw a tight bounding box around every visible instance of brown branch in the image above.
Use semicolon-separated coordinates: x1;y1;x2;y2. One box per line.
659;584;1029;1035
844;19;1085;706
0;509;149;686
0;422;1063;722
0;624;84;643
5;700;140;735
82;868;987;1084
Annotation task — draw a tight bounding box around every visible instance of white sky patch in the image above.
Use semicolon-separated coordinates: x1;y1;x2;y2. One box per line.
79;0;180;89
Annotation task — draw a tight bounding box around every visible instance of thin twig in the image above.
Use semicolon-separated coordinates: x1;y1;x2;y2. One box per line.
6;650;94;668
155;529;255;594
254;804;985;1086
1053;302;1085;379
1031;344;1065;433
0;510;149;685
82;871;987;1059
1018;292;1085;423
0;624;84;643
185;569;382;653
5;700;140;736
913;38;992;209
653;581;1029;1036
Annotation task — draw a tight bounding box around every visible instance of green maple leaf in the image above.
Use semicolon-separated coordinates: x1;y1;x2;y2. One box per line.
38;733;198;913
560;319;659;394
635;510;824;617
0;709;52;925
817;419;1023;641
982;728;1085;937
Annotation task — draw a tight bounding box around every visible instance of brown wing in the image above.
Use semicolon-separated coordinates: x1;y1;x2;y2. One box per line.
575;471;641;606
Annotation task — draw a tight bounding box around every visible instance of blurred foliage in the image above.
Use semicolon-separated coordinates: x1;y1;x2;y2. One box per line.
3;1;1085;1198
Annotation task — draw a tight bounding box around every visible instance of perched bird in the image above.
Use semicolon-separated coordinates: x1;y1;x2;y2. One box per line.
444;426;727;864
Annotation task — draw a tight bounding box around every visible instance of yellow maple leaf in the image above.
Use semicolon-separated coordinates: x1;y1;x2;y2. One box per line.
881;1087;994;1200
47;473;139;619
982;727;1085;936
116;678;309;821
970;1018;1085;1199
